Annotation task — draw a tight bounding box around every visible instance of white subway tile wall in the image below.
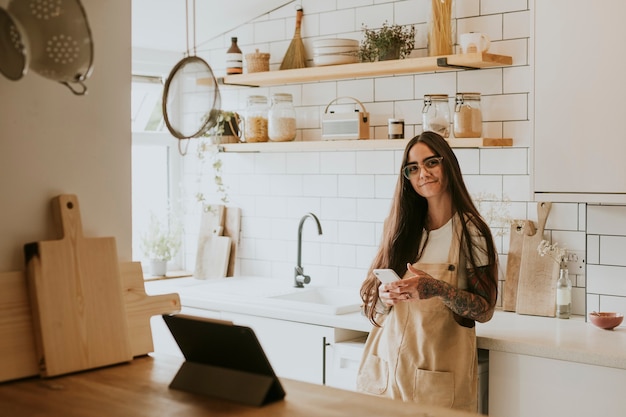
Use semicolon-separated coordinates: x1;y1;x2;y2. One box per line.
179;0;625;321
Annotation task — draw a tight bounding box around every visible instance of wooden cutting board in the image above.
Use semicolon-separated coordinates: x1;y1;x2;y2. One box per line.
195;205;225;279
195;205;232;279
502;219;535;312
223;206;241;277
23;194;132;377
0;262;180;383
119;262;181;357
516;202;560;317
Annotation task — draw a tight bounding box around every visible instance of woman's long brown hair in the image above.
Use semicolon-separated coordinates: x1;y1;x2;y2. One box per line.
360;132;498;325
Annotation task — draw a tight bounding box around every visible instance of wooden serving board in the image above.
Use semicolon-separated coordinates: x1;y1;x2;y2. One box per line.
223;206;241;277
502;219;535;312
195;205;233;279
516;202;560;317
0;262;180;383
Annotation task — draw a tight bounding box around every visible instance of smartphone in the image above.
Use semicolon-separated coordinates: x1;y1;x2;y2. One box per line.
373;269;401;284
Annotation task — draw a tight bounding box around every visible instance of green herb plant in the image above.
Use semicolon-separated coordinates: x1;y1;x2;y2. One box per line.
358;21;416;62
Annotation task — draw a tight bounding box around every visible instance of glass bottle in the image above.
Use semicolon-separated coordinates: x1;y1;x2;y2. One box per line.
556;262;572;319
226;37;243;75
422;94;451;138
453;93;483;138
244;95;269;142
268;93;296;142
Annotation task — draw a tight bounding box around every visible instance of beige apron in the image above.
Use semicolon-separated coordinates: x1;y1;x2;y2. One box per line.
356;218;478;412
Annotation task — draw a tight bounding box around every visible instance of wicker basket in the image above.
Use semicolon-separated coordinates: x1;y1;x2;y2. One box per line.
246;49;270;73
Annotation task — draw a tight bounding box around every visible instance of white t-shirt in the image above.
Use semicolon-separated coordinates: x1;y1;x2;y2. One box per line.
418;215;489;290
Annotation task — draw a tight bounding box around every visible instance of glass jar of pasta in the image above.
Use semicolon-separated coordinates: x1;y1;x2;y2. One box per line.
244;95;269;142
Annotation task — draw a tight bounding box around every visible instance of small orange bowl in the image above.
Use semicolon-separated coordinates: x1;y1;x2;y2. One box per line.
589;312;624;330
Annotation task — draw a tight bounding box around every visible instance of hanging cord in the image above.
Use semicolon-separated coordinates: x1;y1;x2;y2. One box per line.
192;0;197;56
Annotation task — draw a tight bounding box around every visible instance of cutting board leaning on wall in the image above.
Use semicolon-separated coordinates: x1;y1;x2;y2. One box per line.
502;219;536;312
515;202;560;317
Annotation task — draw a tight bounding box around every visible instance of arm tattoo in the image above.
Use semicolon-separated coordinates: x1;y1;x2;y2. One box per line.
416;265;497;323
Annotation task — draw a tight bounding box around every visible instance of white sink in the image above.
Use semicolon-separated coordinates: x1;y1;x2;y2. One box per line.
266;287;362;315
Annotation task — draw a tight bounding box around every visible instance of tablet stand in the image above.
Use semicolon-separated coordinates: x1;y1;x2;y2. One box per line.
169;360;284;406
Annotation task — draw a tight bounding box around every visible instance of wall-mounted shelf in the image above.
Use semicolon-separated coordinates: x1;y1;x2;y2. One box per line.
217;138;513;153
215;52;513;87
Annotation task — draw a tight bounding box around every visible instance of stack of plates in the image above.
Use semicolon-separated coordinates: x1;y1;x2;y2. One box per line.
313;38;359;66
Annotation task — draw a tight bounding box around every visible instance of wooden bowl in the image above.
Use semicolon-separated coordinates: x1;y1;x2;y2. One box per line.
589;312;624;330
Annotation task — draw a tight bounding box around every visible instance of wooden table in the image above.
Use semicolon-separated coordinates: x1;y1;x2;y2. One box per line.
0;354;482;417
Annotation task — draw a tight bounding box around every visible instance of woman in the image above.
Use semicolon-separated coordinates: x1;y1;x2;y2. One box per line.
356;132;498;412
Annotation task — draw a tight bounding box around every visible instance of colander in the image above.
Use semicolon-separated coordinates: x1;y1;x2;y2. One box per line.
7;0;94;95
0;7;29;81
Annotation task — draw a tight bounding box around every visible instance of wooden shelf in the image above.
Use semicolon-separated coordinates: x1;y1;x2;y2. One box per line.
216;52;513;87
217;138;512;153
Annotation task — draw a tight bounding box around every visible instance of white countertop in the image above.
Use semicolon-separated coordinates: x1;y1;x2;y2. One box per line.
146;276;626;370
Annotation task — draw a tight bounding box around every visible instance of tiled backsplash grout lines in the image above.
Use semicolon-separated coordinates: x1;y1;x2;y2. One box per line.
179;1;624;318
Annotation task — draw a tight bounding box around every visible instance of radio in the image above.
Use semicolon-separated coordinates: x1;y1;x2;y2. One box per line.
321;96;370;140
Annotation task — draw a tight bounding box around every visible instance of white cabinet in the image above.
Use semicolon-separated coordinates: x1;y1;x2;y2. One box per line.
489;350;626;417
220;312;365;387
533;0;626;203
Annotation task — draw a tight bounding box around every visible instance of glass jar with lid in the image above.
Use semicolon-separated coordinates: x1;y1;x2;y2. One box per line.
422;94;450;138
268;93;296;142
244;95;269;142
453;92;483;138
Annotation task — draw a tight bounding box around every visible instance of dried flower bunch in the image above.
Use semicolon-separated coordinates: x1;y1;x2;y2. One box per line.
537;240;568;266
358;21;416;62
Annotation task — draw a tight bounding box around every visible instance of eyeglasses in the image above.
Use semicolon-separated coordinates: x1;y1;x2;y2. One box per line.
402;156;443;179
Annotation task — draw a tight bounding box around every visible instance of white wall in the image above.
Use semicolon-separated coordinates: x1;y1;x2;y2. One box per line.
0;0;132;271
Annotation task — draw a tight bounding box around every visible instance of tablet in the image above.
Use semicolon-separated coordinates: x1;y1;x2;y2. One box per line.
162;313;286;406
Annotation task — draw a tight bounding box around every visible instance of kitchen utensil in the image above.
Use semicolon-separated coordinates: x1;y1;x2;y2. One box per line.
0;262;180;383
8;0;94;95
23;194;132;377
280;5;306;70
223;206;242;277
589;312;624;330
162;0;221;154
516;202;560;317
502;219;536;312
0;7;29;81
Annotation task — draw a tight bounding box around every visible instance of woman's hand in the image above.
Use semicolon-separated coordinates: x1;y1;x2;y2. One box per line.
378;264;439;305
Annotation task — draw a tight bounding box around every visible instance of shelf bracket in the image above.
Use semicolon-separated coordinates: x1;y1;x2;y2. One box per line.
436;57;479;70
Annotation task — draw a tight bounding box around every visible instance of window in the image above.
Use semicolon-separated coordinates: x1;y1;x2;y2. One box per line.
131;76;184;273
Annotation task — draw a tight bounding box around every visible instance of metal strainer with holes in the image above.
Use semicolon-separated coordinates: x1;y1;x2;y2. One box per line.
7;0;94;95
162;0;221;155
0;6;29;81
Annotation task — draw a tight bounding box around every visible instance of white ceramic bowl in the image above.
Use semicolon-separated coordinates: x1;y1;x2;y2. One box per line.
313;38;359;48
313;45;359;55
313;54;359;66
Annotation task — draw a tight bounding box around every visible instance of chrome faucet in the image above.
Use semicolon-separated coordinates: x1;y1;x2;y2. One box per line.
294;212;323;288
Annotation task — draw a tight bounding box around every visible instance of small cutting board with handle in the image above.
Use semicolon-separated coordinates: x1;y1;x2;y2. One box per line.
0;261;180;382
24;194;132;377
516;202;560;317
223;206;241;277
502;219;535;312
195;205;231;279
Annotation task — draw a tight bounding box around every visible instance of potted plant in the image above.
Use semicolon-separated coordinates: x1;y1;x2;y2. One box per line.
140;213;182;276
205;110;241;145
358;21;416;62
